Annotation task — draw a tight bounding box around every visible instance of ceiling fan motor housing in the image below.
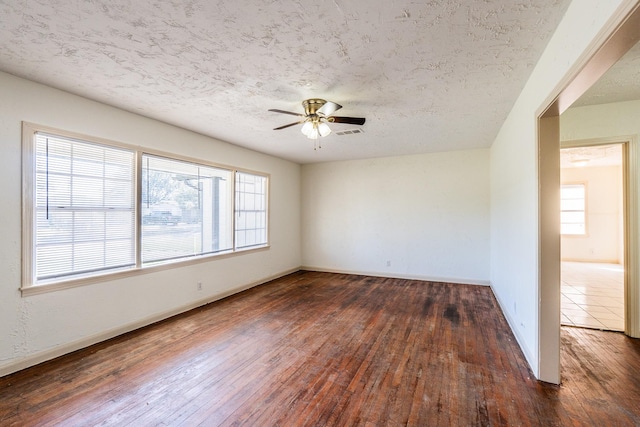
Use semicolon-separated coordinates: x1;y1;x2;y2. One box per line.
302;98;327;116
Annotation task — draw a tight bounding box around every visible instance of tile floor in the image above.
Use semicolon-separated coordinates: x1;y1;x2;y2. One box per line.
561;261;624;331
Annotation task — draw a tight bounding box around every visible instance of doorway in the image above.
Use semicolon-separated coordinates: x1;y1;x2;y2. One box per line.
560;143;625;331
537;1;640;384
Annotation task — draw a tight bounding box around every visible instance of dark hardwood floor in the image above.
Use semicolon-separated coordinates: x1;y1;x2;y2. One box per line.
1;271;640;426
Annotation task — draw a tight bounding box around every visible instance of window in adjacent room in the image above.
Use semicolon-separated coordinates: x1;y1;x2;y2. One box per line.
561;184;586;235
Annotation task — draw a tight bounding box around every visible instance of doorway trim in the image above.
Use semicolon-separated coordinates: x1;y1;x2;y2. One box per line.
538;1;640;384
560;136;638;337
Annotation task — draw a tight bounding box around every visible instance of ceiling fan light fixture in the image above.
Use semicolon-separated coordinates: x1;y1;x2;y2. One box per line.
301;121;314;136
571;159;590;167
269;98;364;147
318;121;331;137
307;124;320;140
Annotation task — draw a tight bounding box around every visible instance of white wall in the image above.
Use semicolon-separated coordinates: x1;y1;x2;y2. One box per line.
0;71;302;375
490;0;635;382
561;165;623;263
562;100;640;142
301;149;490;285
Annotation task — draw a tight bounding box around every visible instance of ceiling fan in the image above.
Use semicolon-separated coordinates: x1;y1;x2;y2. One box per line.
269;99;366;140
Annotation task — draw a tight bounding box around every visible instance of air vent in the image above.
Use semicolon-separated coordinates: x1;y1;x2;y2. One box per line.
335;128;364;136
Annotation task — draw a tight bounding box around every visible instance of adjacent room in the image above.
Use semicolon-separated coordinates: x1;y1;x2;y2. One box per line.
560;144;625;331
1;0;640;425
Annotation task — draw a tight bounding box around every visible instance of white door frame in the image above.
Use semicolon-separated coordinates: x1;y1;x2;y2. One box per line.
537;2;640;384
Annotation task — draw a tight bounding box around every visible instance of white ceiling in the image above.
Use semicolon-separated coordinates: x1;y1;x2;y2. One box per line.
561;144;622;169
0;0;573;164
572;42;640;108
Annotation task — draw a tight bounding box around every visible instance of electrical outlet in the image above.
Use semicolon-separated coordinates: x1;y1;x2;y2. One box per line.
386;260;391;267
197;282;202;291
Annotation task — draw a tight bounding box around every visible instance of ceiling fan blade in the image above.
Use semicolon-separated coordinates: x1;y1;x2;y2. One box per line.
329;116;366;125
317;101;342;117
274;121;304;130
268;108;305;117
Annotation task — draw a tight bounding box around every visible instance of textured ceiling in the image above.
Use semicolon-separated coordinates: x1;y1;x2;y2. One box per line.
561;144;622;169
0;0;572;164
572;41;640;108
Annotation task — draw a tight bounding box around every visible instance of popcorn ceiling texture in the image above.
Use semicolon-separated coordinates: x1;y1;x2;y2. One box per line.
573;42;640;108
0;0;571;163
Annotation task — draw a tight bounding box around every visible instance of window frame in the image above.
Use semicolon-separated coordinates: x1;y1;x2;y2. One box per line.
560;183;587;236
235;171;269;250
140;153;235;265
22;122;270;296
32;130;138;281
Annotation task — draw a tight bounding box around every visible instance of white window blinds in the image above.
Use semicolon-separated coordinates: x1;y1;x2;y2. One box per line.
34;132;136;281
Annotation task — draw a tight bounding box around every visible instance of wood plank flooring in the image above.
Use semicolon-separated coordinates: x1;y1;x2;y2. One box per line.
1;271;640;426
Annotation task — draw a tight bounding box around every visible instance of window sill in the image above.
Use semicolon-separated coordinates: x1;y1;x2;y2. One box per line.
21;245;270;297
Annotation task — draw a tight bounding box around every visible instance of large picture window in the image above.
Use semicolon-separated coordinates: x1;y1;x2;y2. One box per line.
141;155;233;264
23;123;269;291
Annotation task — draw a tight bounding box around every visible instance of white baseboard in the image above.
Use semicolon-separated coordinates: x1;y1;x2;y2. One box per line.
301;265;490;286
488;283;537;379
0;267;299;378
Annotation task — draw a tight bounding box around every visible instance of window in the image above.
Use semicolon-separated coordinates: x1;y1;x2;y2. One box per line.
561;184;586;235
141;155;232;264
23;123;269;291
235;172;268;249
32;132;136;282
